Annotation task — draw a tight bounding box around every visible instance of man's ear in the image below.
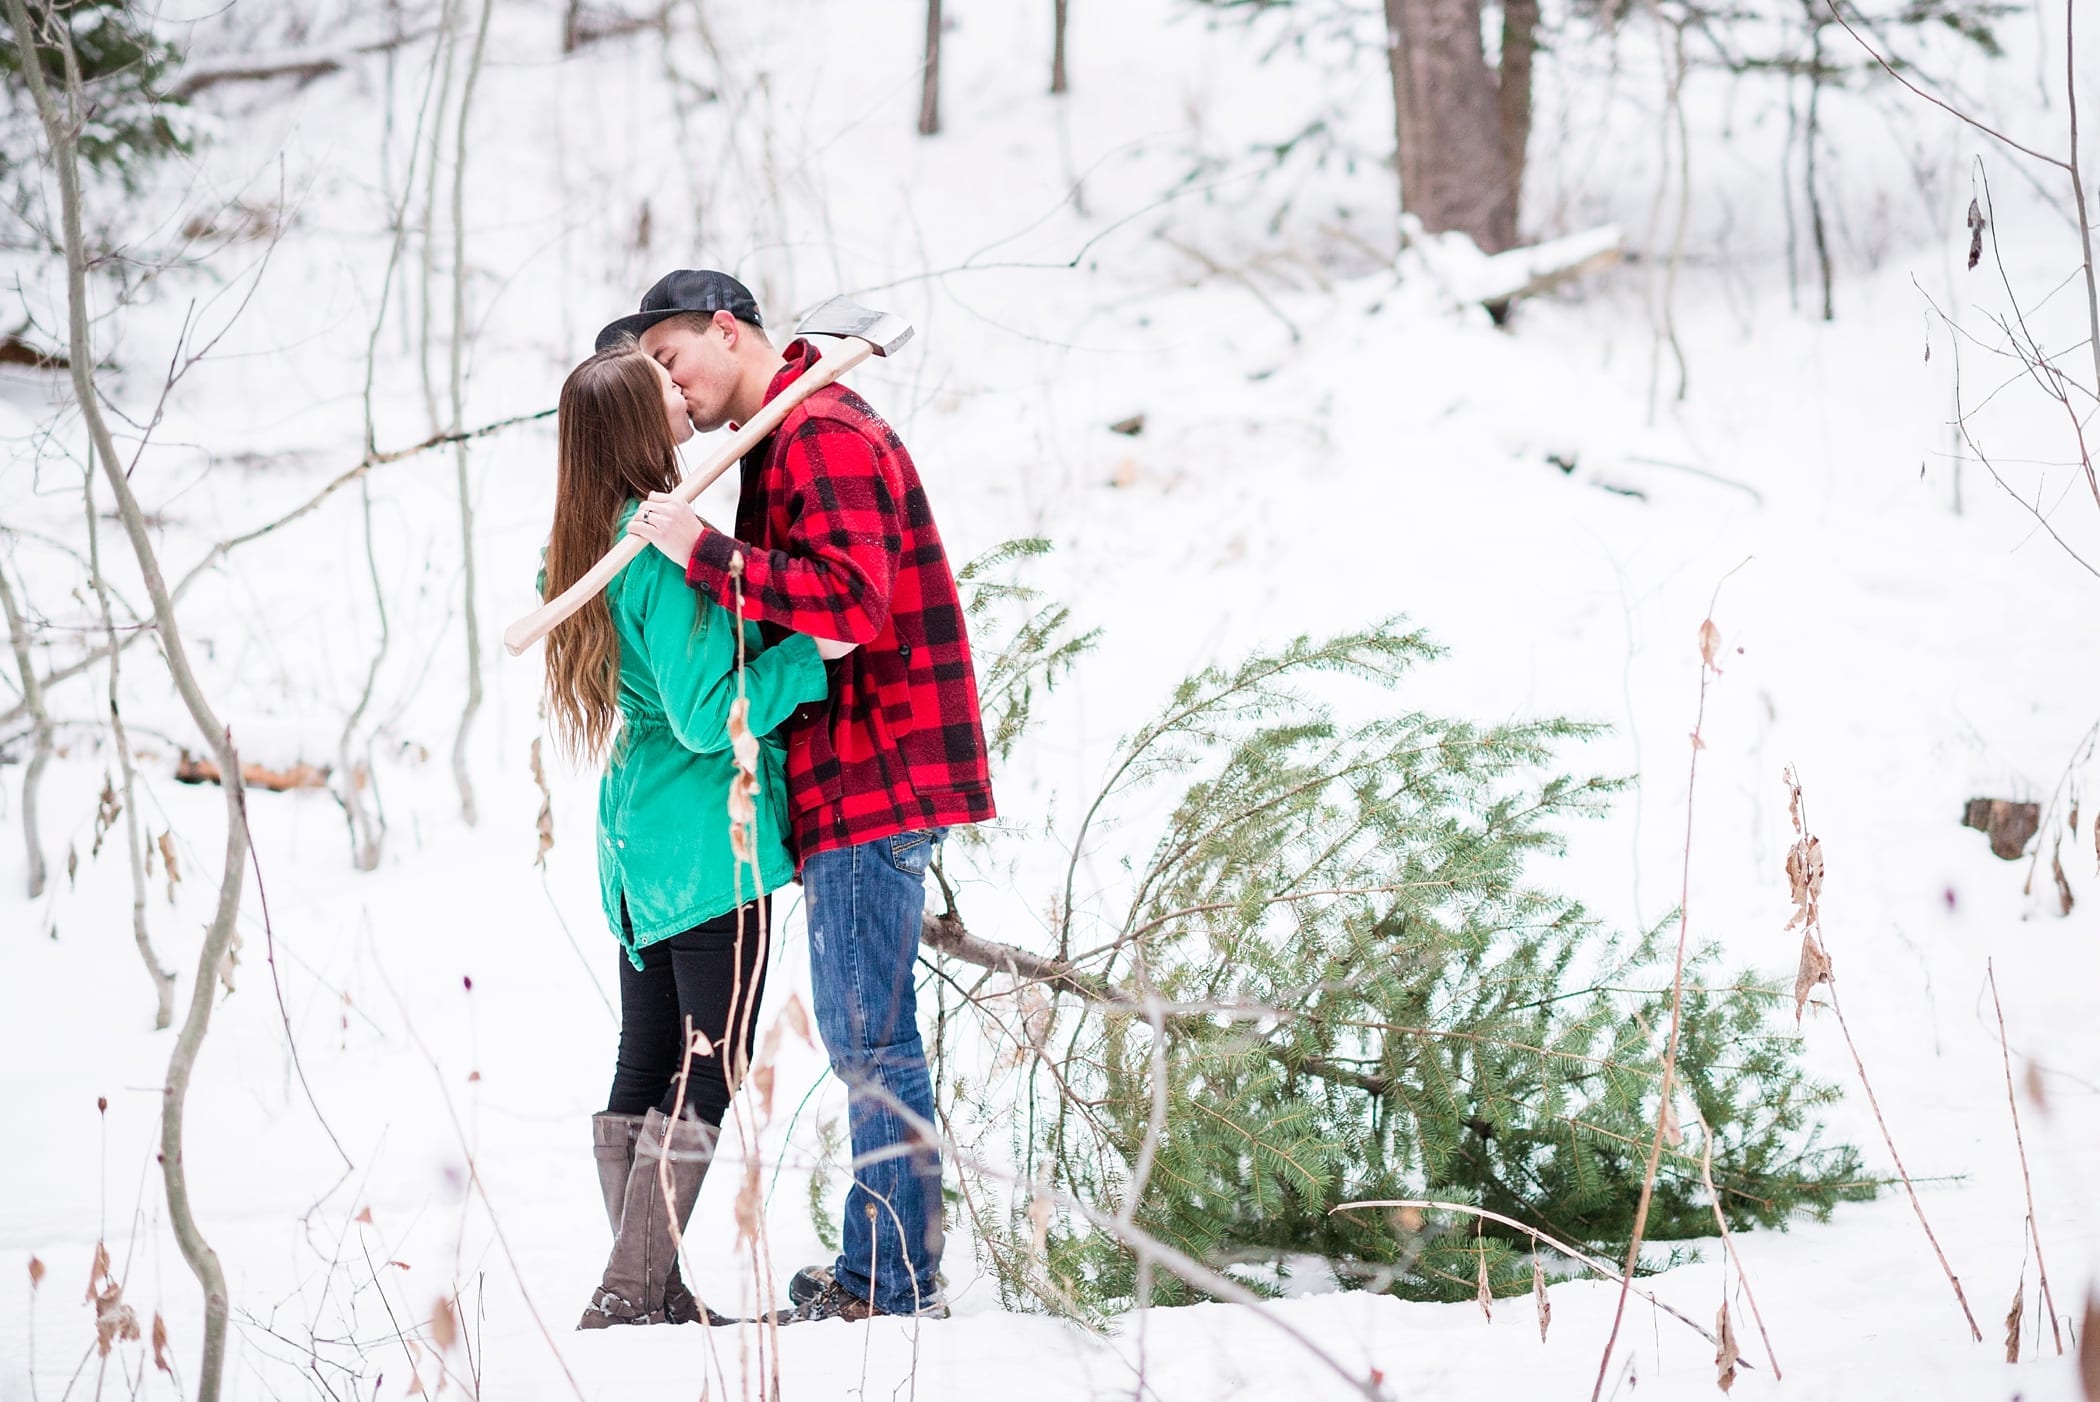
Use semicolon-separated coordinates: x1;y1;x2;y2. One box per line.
713;309;740;346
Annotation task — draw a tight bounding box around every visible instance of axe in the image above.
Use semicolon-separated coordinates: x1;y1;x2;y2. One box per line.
502;296;913;657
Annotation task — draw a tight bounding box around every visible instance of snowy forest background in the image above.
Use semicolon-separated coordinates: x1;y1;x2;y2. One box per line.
2;0;2098;1398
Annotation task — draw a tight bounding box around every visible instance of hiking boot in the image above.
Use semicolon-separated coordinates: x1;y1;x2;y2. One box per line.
578;1109;718;1329
588;1112;736;1327
786;1263;833;1308
777;1269;951;1324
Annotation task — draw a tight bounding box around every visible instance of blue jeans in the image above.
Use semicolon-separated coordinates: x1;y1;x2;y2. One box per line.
802;828;945;1315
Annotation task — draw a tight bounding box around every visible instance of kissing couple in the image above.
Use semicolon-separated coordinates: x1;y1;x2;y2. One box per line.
534;269;995;1327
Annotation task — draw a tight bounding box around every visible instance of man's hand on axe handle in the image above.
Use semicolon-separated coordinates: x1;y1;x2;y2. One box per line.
628;491;858;661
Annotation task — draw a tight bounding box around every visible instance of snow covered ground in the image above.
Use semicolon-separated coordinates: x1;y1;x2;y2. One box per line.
2;1;2097;1399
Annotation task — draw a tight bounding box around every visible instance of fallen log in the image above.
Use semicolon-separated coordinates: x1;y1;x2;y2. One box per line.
175;752;329;792
167;29;432;101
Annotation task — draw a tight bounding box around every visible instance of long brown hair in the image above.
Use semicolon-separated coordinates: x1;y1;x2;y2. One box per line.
542;346;682;762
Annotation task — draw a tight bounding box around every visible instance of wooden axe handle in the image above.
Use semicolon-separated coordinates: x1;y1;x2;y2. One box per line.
502;336;877;657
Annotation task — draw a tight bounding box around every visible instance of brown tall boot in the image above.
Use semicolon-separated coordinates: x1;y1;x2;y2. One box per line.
590;1113;645;1232
589;1112;728;1326
578;1109;717;1328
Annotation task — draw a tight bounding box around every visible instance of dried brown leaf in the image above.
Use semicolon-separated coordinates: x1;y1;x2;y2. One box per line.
1395;1205;1425;1233
2005;1280;2024;1363
2052;840;2074;916
158;830;179;905
782;993;812;1046
1534;1256;1551;1342
27;1256;44;1290
2024;1061;2050;1118
94;1294;139;1355
93;775;119;857
1784;837;1825;927
1716;1301;1740;1392
430;1295;458;1354
152;1312;171;1374
66;845;77;887
1475;1249;1493;1320
727;769;758;863
86;1241;111;1302
734;1158;762;1250
727;696;759;777
1698;619;1721;668
1660;1094;1683;1148
217;927;243;993
354;1206;374;1225
1792;933;1832;1022
751;1053;777;1120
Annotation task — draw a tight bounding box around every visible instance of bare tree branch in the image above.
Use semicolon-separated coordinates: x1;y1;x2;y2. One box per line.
0;557;52;898
447;0;495;828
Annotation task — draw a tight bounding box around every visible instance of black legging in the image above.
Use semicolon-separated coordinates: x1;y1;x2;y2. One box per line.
607;897;771;1126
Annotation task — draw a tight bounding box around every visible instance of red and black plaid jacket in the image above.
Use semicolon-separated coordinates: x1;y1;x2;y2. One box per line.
684;338;996;863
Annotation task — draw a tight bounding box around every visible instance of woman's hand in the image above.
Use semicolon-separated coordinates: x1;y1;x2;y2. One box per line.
812;635;858;661
627;491;706;565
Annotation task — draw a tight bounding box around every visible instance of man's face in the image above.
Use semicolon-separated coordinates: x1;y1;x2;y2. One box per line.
639;315;742;433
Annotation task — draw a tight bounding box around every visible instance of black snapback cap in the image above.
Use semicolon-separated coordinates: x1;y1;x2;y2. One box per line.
595;269;763;352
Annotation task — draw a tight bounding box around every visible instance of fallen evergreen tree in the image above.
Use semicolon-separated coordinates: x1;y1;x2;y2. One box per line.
923;560;1869;1312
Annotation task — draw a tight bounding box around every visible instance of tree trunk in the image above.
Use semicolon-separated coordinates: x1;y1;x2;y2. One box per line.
1382;0;1523;254
919;0;942;136
1052;0;1069;95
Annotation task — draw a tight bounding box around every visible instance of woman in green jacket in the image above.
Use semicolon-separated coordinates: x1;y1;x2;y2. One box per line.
539;345;838;1329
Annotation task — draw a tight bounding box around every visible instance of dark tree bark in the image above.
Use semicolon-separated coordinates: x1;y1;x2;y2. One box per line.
1499;0;1538;197
1381;0;1528;254
1052;0;1069;94
919;0;942;136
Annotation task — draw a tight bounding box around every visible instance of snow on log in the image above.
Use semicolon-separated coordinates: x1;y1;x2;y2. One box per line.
1412;223;1623;312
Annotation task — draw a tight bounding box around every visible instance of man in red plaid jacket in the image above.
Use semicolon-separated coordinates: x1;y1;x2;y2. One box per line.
612;270;990;1323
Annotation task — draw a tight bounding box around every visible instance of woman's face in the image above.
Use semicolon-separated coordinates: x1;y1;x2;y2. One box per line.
651;356;695;445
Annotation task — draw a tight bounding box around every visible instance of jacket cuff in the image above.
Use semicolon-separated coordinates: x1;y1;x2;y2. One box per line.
770;631;831;704
686;526;743;598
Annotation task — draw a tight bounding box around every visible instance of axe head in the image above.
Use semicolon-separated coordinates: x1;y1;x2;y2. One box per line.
794;296;914;356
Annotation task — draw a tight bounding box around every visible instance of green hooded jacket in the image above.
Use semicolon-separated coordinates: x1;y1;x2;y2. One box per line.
592;498;830;968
